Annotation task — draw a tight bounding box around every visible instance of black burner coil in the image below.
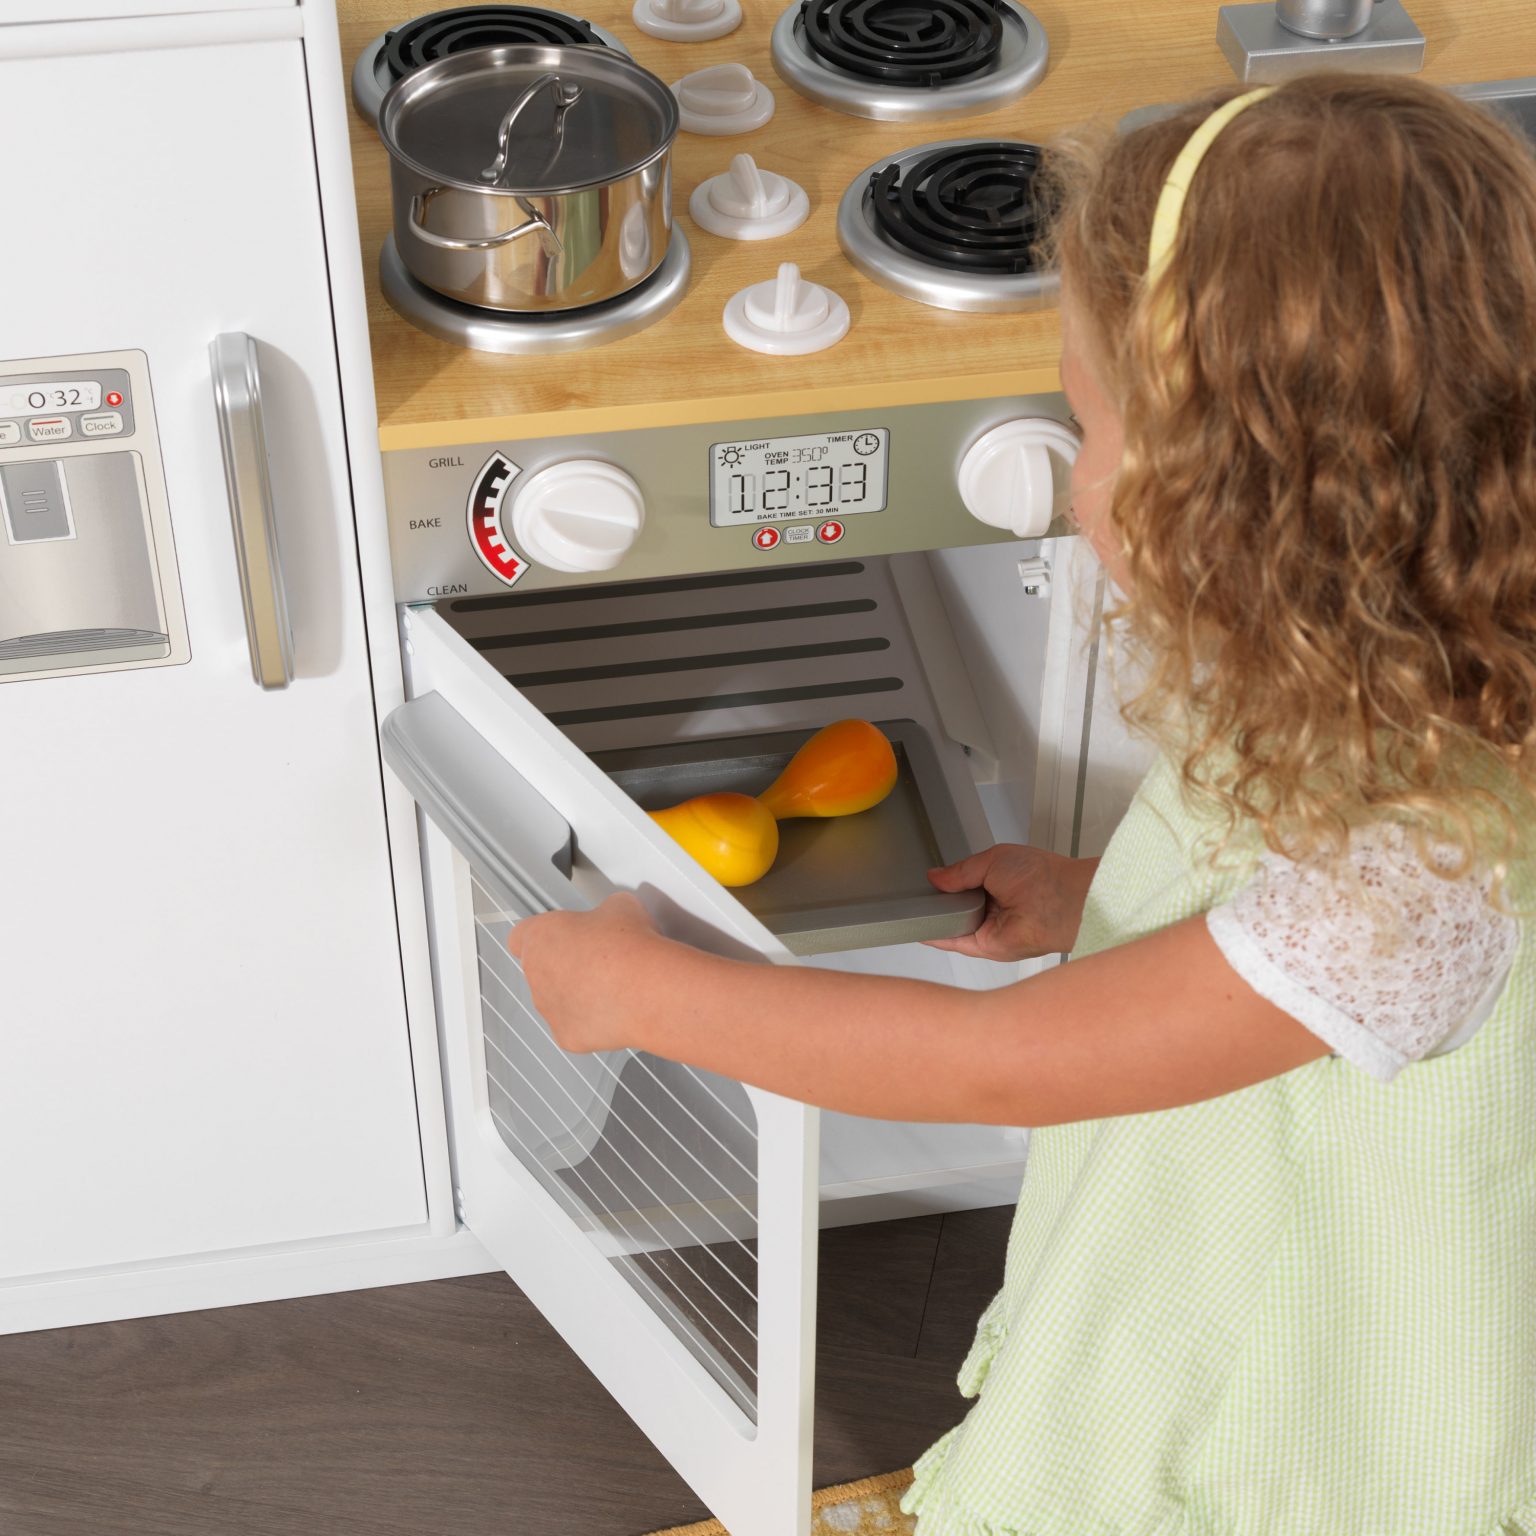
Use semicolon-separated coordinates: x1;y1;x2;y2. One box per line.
871;142;1050;274
383;6;605;83
799;0;1007;88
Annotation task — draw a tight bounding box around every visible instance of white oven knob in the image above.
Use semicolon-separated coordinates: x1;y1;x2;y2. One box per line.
510;461;646;575
634;0;742;41
724;262;850;355
691;154;809;240
957;417;1080;539
671;64;776;135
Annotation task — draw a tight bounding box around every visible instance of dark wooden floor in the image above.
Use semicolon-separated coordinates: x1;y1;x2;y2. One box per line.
0;1207;1011;1536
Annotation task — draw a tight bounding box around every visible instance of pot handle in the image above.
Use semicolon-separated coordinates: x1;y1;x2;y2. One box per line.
408;186;564;257
480;73;582;187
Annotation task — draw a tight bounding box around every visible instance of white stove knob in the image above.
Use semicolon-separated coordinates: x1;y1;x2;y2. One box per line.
510;461;646;575
724;262;850;355
957;418;1080;539
690;154;810;240
671;63;776;135
633;0;742;40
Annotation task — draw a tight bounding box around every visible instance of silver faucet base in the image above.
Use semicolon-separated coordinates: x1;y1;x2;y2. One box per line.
1217;0;1424;82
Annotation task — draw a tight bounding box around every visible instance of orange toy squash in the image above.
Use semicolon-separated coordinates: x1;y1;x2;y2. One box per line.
758;720;898;821
649;792;780;888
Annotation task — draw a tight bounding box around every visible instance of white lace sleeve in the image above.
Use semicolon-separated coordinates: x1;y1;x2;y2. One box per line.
1205;823;1519;1082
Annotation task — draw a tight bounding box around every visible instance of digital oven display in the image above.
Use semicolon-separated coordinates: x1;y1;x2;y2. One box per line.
708;429;889;527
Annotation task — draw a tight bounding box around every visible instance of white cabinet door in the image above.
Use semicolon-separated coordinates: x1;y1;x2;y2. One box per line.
386;607;818;1536
0;38;426;1278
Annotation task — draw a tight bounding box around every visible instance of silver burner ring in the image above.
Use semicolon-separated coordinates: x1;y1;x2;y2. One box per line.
837;141;1059;313
380;227;692;353
770;0;1047;123
351;19;630;127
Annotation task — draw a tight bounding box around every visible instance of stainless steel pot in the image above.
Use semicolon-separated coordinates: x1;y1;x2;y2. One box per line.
1275;0;1382;39
379;45;679;313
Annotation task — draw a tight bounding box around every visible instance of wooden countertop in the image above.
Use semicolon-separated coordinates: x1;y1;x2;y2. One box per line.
337;0;1536;448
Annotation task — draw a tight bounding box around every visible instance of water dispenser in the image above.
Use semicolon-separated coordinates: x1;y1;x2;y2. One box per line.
0;350;187;683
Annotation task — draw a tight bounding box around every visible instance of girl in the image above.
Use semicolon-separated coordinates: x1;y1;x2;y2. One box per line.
511;74;1536;1535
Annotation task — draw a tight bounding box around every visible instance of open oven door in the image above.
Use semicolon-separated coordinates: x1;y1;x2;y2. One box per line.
382;605;817;1536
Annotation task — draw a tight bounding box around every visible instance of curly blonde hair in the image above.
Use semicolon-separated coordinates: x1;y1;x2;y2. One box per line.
1050;73;1536;875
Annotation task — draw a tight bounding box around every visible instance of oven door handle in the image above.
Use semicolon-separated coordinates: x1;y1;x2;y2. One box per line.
209;332;295;691
381;690;590;917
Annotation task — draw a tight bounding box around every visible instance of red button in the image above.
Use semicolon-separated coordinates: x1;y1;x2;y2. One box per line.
105;391;123;408
816;520;845;544
753;526;781;551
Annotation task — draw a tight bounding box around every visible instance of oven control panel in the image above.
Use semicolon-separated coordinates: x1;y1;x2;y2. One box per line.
382;395;1075;602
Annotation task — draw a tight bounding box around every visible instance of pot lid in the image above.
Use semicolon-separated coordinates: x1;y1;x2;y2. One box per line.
380;44;678;195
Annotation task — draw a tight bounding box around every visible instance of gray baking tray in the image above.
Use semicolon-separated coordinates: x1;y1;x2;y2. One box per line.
596;720;985;956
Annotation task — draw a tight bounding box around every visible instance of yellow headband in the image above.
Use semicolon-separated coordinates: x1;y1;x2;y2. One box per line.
1147;87;1275;285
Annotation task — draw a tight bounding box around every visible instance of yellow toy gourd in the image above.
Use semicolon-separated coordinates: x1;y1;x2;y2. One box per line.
648;793;780;888
758;719;899;821
649;721;900;888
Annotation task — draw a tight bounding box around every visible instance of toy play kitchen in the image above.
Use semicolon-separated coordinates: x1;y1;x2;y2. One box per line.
3;1;1531;1533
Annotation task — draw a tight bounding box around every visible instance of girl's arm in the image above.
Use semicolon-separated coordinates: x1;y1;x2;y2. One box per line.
507;895;1332;1126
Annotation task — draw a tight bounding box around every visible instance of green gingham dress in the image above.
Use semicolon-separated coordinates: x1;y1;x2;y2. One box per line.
902;754;1536;1536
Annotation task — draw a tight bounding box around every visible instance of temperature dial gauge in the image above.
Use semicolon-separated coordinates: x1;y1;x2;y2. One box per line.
466;451;529;587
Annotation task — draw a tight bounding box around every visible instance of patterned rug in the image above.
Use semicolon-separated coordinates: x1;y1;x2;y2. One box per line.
645;1470;915;1535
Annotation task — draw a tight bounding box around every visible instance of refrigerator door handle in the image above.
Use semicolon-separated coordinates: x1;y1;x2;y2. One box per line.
210;331;295;690
381;690;590;917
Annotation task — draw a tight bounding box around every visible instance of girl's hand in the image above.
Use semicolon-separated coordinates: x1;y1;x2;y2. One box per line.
506;892;666;1054
926;845;1100;961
